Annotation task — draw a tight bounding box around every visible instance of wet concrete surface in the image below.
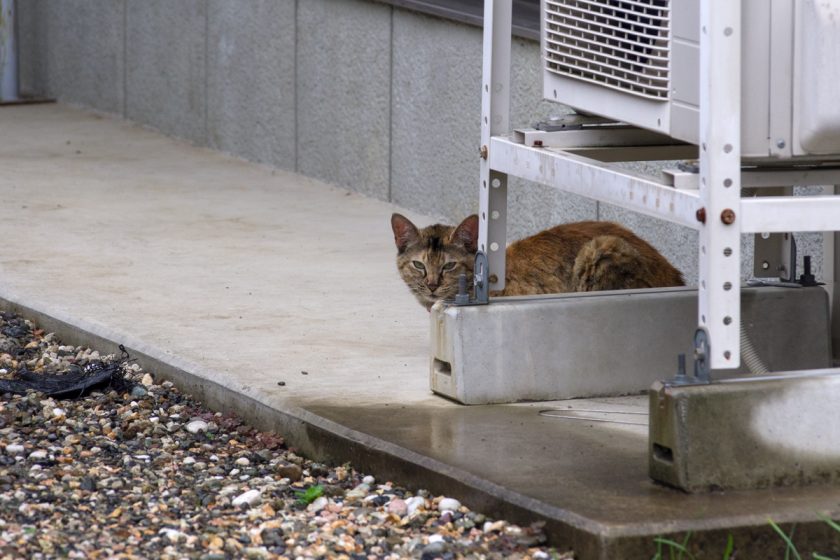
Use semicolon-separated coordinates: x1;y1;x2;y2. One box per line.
2;104;840;559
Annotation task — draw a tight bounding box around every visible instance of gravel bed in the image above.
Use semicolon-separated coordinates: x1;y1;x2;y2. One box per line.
0;312;571;559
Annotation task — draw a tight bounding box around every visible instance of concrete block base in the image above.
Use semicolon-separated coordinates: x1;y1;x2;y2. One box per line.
430;286;831;404
650;371;840;491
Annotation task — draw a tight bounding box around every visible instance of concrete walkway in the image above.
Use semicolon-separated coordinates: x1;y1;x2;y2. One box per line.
3;104;840;559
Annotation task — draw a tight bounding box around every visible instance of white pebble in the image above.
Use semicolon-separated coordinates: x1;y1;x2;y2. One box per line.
232;489;262;507
158;528;187;543
28;450;48;460
362;475;375;485
235;457;250;467
5;444;24;455
209;454;219;462
141;373;153;386
428;534;444;544
483;520;506;533
306;496;329;513
405;496;426;516
229;468;240;476
219;485;240;497
185;420;208;434
183;457;196;465
52;408;65;418
438;497;461;512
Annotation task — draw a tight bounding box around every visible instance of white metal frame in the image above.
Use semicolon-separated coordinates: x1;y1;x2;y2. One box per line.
480;0;840;370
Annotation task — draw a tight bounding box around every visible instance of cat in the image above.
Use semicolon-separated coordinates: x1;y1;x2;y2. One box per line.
391;213;684;310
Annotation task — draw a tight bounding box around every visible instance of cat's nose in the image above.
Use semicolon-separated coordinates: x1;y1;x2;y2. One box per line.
427;281;439;292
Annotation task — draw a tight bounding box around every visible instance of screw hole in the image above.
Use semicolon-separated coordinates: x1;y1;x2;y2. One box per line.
724;351;731;360
724;178;732;187
723;282;732;290
490;242;499;252
723;247;732;257
491;210;500;220
491;178;501;188
723;316;732;325
724;144;733;153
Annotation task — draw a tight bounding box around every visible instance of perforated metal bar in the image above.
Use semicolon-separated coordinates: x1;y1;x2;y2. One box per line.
480;0;512;293
698;0;742;369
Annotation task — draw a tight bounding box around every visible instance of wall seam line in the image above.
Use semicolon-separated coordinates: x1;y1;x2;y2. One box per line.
387;6;394;202
122;0;127;117
204;0;209;145
294;0;299;173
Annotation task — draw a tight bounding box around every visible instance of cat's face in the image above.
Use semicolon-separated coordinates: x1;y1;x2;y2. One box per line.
391;214;478;310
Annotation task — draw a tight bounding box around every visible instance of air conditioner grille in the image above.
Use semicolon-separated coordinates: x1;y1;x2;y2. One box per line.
544;0;670;100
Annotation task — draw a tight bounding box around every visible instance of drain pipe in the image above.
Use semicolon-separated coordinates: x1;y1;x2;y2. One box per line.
0;0;18;102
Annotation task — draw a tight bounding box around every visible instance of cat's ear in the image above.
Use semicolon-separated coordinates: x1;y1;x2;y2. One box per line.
391;213;420;253
450;214;479;253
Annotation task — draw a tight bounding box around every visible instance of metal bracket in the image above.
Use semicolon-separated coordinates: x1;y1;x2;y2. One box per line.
669;328;712;386
693;328;711;383
452;250;490;306
473;251;489;304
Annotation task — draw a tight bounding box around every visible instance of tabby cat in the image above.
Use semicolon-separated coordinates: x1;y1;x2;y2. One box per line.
391;213;684;310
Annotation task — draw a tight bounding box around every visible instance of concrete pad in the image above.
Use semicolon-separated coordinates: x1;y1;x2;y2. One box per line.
651;372;840;492
431;286;831;404
296;0;391;200
126;0;206;143
390;9;597;237
206;0;296;170
3;104;840;559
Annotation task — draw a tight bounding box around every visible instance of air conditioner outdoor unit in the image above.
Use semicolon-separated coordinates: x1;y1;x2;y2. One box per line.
541;0;840;161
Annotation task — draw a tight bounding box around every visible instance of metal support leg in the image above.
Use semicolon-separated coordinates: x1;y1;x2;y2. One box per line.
698;0;742;369
479;0;511;295
828;186;840;362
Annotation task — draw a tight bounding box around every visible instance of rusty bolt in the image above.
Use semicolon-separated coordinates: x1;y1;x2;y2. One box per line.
480;145;488;160
696;207;706;223
533;140;544;147
721;208;736;224
489;274;499;284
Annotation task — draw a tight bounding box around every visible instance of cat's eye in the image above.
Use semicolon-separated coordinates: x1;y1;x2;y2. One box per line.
412;261;426;271
442;262;458;271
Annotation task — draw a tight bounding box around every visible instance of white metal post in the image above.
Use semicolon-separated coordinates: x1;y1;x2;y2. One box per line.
699;0;742;369
479;0;511;293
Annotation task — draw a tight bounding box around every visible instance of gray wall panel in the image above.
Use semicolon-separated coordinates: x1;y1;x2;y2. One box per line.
390;10;596;237
207;0;296;170
296;0;391;200
14;0;46;98
36;0;124;113
126;1;206;143
390;12;480;224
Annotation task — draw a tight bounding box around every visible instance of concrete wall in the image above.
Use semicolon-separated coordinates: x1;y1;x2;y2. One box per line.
18;0;829;286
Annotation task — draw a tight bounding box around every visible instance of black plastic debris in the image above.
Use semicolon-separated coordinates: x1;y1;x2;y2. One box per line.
0;344;135;400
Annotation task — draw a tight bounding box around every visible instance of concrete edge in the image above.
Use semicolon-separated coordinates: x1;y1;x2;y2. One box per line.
0;289;604;551
3;290;840;556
